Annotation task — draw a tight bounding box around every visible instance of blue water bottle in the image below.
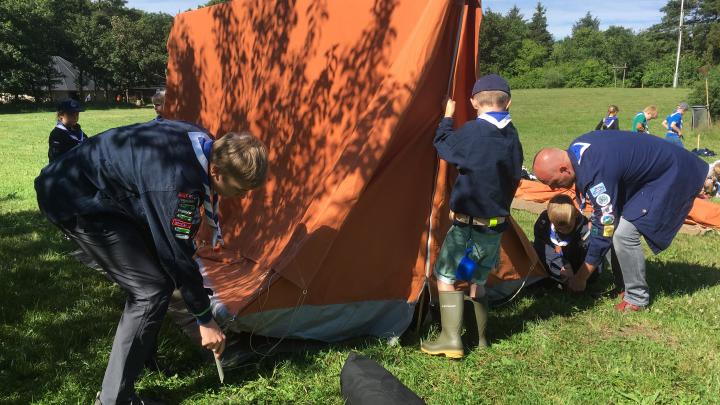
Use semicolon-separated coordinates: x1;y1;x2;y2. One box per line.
455;247;477;282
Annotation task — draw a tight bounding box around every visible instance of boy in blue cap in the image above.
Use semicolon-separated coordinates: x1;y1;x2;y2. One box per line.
662;102;689;147
48;98;86;162
421;74;523;358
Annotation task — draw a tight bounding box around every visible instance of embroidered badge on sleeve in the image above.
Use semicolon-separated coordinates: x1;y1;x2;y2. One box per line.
173;192;201;240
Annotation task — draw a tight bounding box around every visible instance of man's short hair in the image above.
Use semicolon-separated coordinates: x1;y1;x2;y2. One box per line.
471;90;510;108
212;132;268;189
152;90;165;105
547;194;577;230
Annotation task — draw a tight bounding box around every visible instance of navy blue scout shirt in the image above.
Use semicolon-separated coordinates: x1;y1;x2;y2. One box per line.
434;111;523;219
35;119;216;323
568;130;707;266
48;122;86;162
533;211;591;279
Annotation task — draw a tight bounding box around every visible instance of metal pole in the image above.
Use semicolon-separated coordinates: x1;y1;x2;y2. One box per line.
673;0;684;88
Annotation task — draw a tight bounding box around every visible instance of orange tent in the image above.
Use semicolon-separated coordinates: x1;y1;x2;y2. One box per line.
165;0;543;342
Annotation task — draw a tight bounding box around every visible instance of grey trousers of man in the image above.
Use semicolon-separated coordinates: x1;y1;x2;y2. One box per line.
612;217;649;306
61;216;173;405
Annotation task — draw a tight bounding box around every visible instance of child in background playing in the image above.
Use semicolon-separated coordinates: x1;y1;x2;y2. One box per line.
631;106;658;133
595;105;620;131
48;99;86;162
662;102;689;147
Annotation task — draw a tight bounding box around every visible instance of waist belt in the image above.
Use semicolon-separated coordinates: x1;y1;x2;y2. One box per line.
450;211;506;227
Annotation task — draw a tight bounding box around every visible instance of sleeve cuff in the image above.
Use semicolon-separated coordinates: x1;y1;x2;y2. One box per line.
194;306;213;324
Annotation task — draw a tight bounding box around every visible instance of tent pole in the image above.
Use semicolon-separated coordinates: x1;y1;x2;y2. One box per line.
418;2;468;334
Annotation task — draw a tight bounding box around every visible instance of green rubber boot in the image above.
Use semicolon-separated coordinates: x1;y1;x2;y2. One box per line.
470;295;489;348
421;291;464;359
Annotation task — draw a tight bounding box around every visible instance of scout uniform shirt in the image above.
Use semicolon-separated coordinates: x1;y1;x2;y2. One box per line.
665;110;683;137
533;211;591;280
595;115;619;131
567;130;707;266
434;111;523;219
48;121;86;162
35;119;221;323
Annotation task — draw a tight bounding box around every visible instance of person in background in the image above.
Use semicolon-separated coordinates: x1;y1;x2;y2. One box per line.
662;102;689;147
631;106;658;133
595;105;620;131
153;89;166;120
48;98;86;162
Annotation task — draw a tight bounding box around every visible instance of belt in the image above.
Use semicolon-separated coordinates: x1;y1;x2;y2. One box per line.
450;211;506;227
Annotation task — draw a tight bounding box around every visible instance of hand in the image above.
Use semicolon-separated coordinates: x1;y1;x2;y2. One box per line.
199;319;226;358
567;274;587;293
558;267;572;283
444;99;456;118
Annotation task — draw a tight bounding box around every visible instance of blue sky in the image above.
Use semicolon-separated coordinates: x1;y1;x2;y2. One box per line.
126;0;669;39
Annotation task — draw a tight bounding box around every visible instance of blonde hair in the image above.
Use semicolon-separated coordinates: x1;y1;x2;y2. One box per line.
472;90;510;109
713;163;720;178
211;132;268;189
547;194;577;230
607;105;619;114
152;89;165;105
643;105;657;115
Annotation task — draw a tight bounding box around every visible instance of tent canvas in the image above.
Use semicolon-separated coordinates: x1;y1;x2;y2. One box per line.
165;0;544;343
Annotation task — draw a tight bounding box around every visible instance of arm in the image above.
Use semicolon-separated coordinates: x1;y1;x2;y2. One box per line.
635;121;645;132
609;119;619;130
661;119;668;130
433;99;467;166
671;122;682;137
594;119;603;131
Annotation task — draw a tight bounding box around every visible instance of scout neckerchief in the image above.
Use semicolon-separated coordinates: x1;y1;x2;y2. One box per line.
477;111;512;129
603;116;617;129
55;121;85;142
187;131;224;248
549;223;570;254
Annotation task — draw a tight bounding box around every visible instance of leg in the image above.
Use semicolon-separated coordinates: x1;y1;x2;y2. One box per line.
421;225;467;358
64;216;173;404
609;244;625;294
612;218;649;307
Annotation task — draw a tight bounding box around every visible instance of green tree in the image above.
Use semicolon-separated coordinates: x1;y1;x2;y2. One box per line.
572;12;600;34
528;2;553;55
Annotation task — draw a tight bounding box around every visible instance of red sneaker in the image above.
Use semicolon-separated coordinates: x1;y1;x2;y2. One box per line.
614;300;645;312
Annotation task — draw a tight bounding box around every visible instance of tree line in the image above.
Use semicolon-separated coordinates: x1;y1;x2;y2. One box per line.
0;0;173;102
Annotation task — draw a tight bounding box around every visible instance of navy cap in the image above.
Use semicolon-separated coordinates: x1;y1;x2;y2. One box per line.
57;99;84;113
471;74;511;97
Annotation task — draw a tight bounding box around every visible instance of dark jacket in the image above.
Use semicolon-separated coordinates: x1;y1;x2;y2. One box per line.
48;123;86;162
568;130;708;266
36;119;215;321
434;114;523;219
533;211;591;279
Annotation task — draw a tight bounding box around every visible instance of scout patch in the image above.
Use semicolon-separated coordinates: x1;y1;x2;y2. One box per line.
591;226;600;236
601;205;613;215
173;192;200;240
603;225;615;237
596;193;611;207
601;215;614;225
590;182;606;197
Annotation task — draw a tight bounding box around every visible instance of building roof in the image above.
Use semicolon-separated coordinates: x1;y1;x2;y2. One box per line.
48;56;96;91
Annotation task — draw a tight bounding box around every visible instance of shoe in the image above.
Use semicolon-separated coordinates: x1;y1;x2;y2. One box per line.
420;291;464;359
465;295;489;349
614;300;645;313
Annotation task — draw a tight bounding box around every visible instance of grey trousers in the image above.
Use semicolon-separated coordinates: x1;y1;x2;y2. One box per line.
62;216;173;405
612;217;649;306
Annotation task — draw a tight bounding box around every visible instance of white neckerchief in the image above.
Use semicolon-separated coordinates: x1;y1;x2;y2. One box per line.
187;131;223;248
477;112;512;129
56;122;85;142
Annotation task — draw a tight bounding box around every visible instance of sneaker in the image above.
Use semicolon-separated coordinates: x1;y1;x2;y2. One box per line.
614;300;645;313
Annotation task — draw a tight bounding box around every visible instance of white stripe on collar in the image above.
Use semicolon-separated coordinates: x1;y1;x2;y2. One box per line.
477;112;512;129
56;122;85;141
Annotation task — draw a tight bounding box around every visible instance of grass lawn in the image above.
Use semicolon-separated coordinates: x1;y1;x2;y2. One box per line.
1;89;720;404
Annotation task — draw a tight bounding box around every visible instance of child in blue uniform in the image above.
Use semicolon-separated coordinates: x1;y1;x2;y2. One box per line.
422;74;523;358
662;102;689;147
533;194;596;285
48;99;86;162
595;105;620;131
35;120;268;404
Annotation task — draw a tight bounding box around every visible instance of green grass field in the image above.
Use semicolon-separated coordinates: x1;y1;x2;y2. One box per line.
1;89;720;404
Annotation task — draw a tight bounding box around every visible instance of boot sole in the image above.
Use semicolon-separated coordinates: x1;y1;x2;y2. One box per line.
420;347;464;359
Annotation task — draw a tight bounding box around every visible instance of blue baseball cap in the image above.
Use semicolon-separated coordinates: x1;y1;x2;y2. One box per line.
57;99;84;113
471;74;511;97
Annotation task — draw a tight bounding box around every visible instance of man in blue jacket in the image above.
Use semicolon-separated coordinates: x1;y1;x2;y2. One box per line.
35;119;268;404
532;131;707;312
